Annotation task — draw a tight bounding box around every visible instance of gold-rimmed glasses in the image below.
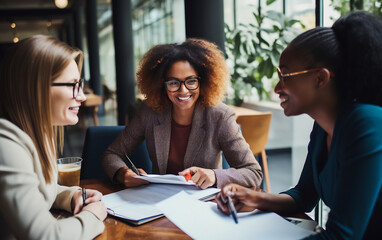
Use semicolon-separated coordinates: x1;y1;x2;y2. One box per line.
51;78;84;99
277;67;335;86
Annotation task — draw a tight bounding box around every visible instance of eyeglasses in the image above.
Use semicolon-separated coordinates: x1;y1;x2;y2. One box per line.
277;67;335;86
51;78;84;99
164;77;200;92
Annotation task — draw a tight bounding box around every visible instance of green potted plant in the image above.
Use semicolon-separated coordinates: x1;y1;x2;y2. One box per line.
225;1;305;106
330;0;382;17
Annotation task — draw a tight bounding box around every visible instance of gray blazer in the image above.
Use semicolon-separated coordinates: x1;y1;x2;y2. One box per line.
102;102;263;188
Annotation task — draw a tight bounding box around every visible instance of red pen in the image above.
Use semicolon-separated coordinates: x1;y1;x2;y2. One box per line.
184;173;192;182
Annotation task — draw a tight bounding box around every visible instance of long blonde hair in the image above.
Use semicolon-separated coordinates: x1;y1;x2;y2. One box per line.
0;35;83;183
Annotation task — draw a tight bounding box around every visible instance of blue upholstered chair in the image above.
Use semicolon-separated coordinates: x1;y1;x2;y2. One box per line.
81;126;152;180
222;154;230;169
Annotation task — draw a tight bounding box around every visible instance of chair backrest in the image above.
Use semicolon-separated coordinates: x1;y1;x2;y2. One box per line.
236;113;272;155
222;154;230;169
81;126;152;180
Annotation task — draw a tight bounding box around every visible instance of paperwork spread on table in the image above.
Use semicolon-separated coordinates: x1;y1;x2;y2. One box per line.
134;174;195;185
156;191;317;240
102;183;219;225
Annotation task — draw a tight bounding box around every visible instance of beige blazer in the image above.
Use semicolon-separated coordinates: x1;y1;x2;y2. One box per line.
0;119;104;240
102;102;263;188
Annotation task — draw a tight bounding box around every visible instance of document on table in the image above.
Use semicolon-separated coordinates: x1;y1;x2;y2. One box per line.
156;191;317;240
134;174;195;185
102;183;220;225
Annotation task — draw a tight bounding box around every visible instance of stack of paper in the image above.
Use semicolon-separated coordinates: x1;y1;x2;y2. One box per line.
134;174;195;185
102;183;220;225
156;191;317;240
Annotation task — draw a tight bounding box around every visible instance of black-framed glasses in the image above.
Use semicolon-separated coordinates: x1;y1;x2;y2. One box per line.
51;78;84;99
164;77;200;92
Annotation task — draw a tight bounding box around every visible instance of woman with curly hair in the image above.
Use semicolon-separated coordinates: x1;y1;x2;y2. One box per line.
102;38;263;189
216;11;382;239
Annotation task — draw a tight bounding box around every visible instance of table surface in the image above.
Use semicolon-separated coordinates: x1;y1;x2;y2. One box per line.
79;179;310;240
81;179;192;240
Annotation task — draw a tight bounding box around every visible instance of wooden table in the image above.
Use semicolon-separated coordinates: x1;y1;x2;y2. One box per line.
79;179;311;240
81;179;192;240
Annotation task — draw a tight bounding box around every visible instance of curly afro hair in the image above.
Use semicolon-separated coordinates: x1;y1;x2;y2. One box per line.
136;38;230;113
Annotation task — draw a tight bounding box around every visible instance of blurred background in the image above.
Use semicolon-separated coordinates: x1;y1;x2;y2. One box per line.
1;0;381;225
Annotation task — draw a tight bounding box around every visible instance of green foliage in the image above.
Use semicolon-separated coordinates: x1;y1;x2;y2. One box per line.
330;0;382;17
225;6;304;106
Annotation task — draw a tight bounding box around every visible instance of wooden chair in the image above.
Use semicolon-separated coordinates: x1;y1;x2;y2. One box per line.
236;112;272;192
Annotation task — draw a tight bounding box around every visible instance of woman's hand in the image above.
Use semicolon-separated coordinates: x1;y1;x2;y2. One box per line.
72;189;103;214
83;201;108;221
115;166;149;188
215;183;264;214
72;189;107;221
179;167;216;189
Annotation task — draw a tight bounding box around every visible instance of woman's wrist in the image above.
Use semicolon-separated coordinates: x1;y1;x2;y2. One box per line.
114;167;128;184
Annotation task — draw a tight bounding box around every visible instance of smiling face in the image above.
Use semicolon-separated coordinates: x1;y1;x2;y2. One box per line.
50;60;86;126
274;46;320;117
165;60;200;115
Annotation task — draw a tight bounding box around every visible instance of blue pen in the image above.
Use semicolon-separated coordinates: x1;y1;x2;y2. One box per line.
227;196;239;224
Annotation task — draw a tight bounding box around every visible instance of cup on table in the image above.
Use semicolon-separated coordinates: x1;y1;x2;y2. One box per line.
57;157;82;186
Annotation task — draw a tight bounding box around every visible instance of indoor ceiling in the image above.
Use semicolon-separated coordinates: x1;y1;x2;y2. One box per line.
0;0;68;9
0;0;73;43
0;0;110;43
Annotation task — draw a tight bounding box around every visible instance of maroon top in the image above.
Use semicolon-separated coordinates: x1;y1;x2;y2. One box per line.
166;119;192;174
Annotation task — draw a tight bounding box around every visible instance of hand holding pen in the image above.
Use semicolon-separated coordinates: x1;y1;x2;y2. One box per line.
115;153;149;187
72;188;104;215
216;183;262;220
124;153;142;176
215;192;239;224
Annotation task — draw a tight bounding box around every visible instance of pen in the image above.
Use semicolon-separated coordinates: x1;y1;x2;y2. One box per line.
124;153;142;176
82;187;87;207
227;196;238;224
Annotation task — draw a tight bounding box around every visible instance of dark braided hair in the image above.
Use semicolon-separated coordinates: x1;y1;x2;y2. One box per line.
289;11;382;107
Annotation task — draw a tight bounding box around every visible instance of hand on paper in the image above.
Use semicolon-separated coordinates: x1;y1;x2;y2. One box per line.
116;166;149;188
179;167;216;189
215;183;263;214
72;189;107;221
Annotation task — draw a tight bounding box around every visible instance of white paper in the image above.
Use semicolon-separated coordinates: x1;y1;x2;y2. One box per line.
285;217;318;231
102;184;220;223
156;191;317;240
134;174;195;185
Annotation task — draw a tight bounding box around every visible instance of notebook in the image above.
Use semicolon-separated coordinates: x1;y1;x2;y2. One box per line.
102;183;220;225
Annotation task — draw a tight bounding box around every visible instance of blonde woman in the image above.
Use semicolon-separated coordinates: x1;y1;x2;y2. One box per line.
0;35;107;240
102;38;263;189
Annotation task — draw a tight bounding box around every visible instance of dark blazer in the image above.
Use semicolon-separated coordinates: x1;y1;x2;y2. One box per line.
102;102;262;188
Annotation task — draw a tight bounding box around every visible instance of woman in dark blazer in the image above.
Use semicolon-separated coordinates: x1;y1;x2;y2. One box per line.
216;11;382;239
102;38;262;189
